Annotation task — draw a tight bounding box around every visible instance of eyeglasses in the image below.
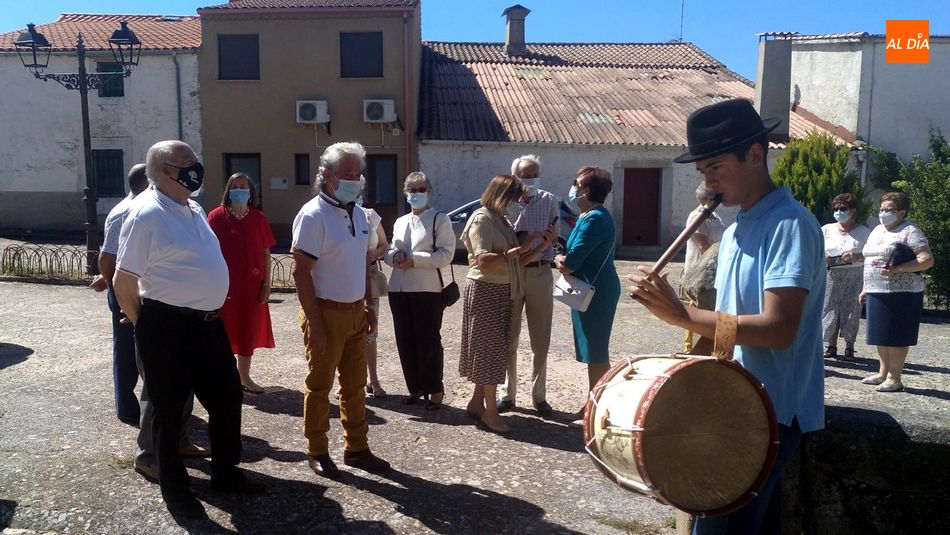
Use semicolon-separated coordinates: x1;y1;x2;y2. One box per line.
833;206;852;211
880;208;900;213
407;187;428;194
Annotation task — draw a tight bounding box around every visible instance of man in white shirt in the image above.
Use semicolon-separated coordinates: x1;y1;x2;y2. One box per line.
90;164;207;482
291;141;390;479
498;155;559;417
114;140;264;518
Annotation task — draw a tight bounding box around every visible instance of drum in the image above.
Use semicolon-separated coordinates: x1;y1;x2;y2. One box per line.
583;353;778;516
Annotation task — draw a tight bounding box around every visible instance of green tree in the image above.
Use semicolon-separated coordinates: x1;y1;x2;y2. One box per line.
772;131;868;223
890;130;950;310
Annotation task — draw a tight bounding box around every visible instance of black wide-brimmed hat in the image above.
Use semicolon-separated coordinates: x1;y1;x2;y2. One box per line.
673;98;782;163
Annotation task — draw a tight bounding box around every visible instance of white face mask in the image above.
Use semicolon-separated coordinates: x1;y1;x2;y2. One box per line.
879;210;899;226
833;210;850;223
406;192;428;209
520;177;541;197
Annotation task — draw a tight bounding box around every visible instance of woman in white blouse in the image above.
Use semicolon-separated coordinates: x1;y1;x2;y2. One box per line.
384;172;456;410
821;193;871;361
859;192;934;392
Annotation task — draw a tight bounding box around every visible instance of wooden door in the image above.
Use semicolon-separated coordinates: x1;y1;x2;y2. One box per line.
622;168;661;246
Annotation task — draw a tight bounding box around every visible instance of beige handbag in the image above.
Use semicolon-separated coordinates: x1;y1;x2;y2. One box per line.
370;260;388;298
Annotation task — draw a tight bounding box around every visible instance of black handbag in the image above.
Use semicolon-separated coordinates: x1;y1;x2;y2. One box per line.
432;212;460;307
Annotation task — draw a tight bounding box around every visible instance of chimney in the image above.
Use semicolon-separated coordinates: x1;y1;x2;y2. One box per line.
754;34;792;143
502;4;530;57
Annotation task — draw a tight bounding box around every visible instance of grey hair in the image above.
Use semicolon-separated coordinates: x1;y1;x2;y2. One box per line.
145;140;181;186
314;141;367;188
403;171;432;194
695;182;716;204
511;154;541;176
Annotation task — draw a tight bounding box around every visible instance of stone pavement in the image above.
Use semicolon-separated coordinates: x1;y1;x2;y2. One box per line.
0;262;947;534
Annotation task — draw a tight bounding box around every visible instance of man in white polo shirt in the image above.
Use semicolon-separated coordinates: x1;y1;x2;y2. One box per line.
291;141;390;479
114;140;264;518
90;163;208;482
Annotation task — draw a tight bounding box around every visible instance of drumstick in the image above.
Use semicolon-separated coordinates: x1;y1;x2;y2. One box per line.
651;193;723;274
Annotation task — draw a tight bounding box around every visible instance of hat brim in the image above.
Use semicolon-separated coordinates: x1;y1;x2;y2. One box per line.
673;117;783;164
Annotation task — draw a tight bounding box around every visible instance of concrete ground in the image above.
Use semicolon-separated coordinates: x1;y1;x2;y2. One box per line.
0;261;947;534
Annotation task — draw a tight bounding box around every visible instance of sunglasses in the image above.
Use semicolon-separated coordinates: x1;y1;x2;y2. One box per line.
407;187;428;194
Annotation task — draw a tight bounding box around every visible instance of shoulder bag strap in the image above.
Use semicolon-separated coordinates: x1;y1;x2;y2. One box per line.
431;211;454;288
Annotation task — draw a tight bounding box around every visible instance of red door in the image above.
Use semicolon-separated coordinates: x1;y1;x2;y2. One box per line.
622;168;661;246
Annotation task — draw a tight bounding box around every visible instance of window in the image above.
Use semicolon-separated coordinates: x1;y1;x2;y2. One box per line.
91;150;125;197
218;35;260;80
340;32;383;78
294;154;311;186
225;153;262;205
97;62;124;98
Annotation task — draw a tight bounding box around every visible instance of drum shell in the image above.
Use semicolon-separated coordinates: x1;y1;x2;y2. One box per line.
583;355;779;516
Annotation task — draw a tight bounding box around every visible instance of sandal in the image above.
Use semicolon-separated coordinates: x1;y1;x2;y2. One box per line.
479;414;511;434
823;346;837;359
366;383;387;398
426;393;444;411
242;383;265;394
838;347;856;361
401;393;426;405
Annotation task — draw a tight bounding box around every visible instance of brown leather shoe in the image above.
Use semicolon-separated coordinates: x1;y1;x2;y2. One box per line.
308;453;340;479
179;443;212;458
343;449;391;474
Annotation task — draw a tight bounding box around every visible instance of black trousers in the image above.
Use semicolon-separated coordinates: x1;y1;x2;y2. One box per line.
389;291;445;395
135;300;243;498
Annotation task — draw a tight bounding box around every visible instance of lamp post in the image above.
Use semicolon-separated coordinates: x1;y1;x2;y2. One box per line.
14;21;142;275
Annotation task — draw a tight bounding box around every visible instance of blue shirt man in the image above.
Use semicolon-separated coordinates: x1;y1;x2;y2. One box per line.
629;99;825;534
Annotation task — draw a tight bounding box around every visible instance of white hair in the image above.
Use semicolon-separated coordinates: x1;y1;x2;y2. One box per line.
511;154;541;176
315;141;366;188
695;182;716;204
145;140;183;186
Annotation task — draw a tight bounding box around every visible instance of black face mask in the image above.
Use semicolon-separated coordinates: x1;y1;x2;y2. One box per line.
167;162;204;192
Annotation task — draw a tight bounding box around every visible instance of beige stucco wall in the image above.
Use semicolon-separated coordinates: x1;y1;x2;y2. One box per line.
199;8;421;242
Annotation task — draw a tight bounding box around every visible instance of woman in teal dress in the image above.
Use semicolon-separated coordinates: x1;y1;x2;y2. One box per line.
554;166;620;409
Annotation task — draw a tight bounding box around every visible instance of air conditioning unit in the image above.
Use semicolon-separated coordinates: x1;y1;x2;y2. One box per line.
363;99;396;123
296;100;330;124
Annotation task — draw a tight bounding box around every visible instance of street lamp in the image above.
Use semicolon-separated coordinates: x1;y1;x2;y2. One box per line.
14;21;143;275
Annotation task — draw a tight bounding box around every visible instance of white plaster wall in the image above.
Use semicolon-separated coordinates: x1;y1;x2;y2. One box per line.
0;51;200;216
790;42;864;132
418;142;750;248
861;40;950;162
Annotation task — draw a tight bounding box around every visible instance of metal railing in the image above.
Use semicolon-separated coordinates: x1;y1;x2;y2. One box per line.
0;244;297;290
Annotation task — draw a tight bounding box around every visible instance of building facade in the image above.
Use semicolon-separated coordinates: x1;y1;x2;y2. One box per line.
788;33;950;162
0;14;201;233
197;0;421;241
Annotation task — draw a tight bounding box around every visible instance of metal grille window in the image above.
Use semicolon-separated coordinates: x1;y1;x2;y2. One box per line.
340;32;383;78
97;62;124;98
92;150;125;197
295;153;311;186
218;35;260;80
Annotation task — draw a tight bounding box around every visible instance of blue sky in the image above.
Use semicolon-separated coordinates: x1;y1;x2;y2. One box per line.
2;0;947;79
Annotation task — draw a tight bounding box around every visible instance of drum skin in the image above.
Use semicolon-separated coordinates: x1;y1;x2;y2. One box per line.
583;355;779;516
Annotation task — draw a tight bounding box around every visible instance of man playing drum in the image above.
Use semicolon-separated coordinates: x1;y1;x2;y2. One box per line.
628;98;825;534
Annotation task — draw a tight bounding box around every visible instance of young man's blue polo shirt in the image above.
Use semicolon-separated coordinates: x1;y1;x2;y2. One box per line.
715;187;826;433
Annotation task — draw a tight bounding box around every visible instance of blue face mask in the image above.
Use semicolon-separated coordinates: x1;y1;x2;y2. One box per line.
407;192;428;209
333;177;363;204
833;210;850;223
228;188;251;205
521;177;541;197
568;184;585;206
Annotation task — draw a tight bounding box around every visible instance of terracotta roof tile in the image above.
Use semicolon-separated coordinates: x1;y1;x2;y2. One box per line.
200;0;417;10
0;14;200;52
419;42;850;147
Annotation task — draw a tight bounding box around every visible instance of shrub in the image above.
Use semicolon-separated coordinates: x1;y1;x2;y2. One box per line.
889;130;950;310
772;131;868;223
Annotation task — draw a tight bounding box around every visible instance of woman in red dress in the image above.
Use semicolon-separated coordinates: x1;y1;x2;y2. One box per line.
208;173;276;393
